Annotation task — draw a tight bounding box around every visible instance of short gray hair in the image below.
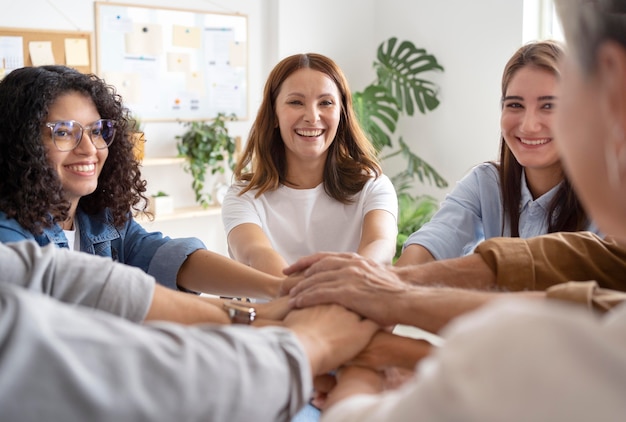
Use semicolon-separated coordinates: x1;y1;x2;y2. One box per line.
555;0;626;74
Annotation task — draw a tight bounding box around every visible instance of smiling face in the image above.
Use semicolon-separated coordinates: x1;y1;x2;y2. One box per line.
274;68;341;167
43;92;109;208
501;66;561;176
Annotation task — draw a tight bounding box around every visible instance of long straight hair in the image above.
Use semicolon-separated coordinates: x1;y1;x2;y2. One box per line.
496;41;589;236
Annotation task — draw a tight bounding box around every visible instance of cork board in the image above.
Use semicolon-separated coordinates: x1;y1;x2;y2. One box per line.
95;2;248;122
0;27;93;74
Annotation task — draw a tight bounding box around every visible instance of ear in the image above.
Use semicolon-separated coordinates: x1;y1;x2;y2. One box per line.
597;41;626;135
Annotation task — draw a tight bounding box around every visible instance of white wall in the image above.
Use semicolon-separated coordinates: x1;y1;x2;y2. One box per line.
1;0;527;252
274;0;524;199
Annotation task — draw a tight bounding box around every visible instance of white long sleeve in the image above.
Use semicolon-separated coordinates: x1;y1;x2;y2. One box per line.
0;283;311;421
323;299;626;422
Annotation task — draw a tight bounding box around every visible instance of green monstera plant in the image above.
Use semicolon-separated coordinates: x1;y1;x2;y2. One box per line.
353;37;448;258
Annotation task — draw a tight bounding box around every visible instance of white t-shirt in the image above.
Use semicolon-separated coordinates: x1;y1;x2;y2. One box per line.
222;175;398;264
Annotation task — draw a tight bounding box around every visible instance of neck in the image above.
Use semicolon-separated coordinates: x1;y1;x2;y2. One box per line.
62;200;79;230
285;161;325;189
524;166;564;199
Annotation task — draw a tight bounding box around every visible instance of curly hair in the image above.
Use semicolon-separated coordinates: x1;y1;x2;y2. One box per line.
0;65;147;234
234;53;381;203
495;40;590;236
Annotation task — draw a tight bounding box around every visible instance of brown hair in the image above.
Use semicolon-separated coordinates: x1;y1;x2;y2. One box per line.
234;53;381;203
496;40;589;236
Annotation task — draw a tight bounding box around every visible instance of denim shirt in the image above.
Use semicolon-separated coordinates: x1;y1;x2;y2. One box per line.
0;208;205;290
404;163;601;260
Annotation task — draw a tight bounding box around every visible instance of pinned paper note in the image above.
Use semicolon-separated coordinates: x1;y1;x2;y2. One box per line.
125;23;163;56
0;36;24;72
229;41;246;67
166;52;190;72
172;25;201;49
65;38;90;67
29;41;55;66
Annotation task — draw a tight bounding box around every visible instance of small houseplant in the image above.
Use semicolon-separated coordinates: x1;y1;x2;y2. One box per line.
176;113;237;208
148;190;174;215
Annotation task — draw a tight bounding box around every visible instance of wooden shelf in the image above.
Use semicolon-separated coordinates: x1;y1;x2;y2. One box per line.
135;205;221;223
141;157;186;167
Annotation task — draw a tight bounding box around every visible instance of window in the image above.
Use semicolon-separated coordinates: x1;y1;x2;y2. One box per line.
523;0;564;42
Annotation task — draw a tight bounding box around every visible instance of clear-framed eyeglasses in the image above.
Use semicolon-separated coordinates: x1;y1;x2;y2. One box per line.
44;119;116;152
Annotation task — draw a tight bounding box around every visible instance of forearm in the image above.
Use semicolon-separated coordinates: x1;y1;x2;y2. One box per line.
393;287;503;333
176;250;282;299
395;253;497;290
247;247;289;277
357;238;396;265
394;244;435;266
145;284;231;324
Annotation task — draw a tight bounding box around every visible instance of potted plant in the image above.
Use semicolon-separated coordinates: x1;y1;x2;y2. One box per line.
353;37;448;258
148;190;174;215
176;113;237;208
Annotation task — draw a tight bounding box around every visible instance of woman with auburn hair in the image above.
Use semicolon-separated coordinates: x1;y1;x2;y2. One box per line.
222;53;398;278
397;40;599;266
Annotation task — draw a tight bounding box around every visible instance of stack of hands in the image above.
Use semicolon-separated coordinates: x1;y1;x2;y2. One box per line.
245;252;434;411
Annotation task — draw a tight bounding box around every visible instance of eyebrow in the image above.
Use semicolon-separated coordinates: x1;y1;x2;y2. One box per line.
284;92;337;99
502;95;557;102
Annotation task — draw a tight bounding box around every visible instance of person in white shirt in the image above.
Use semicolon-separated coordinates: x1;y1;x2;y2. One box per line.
222;53;398;280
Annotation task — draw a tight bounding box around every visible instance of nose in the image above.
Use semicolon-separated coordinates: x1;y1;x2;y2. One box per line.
303;104;319;123
73;130;98;154
520;109;542;133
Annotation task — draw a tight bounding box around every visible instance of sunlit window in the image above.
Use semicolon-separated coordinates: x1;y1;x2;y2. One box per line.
523;0;564;42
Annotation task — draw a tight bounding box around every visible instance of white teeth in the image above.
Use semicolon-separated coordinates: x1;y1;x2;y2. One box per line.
67;164;95;172
520;138;550;145
296;129;323;137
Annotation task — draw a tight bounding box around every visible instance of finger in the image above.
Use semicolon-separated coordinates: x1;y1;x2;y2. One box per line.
278;275;303;296
288;281;346;309
288;268;344;297
302;253;363;277
283;252;333;275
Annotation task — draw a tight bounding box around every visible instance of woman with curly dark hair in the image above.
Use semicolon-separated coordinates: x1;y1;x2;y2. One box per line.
222;53;398;278
0;65;284;298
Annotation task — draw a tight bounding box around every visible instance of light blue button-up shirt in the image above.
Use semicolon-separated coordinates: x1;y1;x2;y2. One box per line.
404;163;600;260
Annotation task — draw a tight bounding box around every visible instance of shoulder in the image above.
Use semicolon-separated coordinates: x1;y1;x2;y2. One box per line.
456;163;499;187
0;212;37;239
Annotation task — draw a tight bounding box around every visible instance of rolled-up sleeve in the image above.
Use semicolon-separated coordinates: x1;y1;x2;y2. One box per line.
474;231;626;292
546;281;626;313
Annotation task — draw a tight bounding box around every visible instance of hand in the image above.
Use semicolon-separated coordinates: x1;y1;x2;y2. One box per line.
349;331;433;370
254;296;291;320
278;273;305;297
283;305;379;375
323;366;385;410
288;254;411;326
283;252;356;276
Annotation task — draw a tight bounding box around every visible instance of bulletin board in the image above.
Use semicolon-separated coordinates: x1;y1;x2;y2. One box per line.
95;2;248;122
0;27;93;76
